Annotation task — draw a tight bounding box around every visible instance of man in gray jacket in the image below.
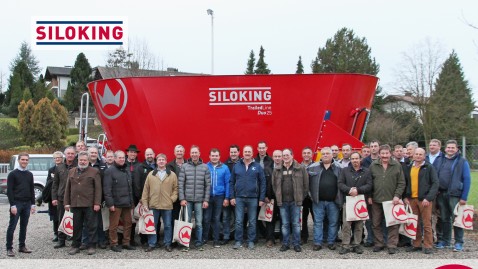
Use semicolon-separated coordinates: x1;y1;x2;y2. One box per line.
178;145;211;251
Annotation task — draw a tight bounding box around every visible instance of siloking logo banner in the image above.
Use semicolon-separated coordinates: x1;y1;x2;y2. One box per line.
31;16;128;50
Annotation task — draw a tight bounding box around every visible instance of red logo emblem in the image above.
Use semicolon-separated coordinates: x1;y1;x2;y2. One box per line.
178;226;192;245
144;213;155;233
392;203;407;221
94;79;128;120
462;209;474;229
353;199;369;219
403;217;417;236
63;216;73;236
265;206;273;220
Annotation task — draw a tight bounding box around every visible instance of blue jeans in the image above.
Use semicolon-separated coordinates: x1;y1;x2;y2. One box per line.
234;197;258;244
312;200;339;245
148;209;172;247
82;211;106;245
222;205;231;240
279;201;301;247
187;202;204;246
6;201;31;250
203;195;224;242
436;192;463;245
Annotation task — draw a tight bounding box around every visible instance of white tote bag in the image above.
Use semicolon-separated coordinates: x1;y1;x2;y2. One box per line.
58;210;74;237
133;203;144;220
138;209;156;235
399;205;418;240
345;195;369;221
173;206;193;247
453;204;474;230
258;199;274;222
101;206;110;231
382;200;407;227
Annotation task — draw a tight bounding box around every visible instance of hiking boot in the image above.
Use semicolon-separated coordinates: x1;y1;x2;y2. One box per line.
280;245;289;252
110;245;122;252
313;244;322;251
294;245;302;252
54;241;66;249
339;247;351;255
354;245;364;254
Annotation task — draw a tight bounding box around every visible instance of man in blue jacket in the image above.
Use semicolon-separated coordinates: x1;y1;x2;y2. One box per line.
230;145;266;250
434;140;471;252
203;148;231;247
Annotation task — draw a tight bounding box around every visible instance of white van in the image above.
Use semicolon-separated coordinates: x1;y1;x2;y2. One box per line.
0;154;54;201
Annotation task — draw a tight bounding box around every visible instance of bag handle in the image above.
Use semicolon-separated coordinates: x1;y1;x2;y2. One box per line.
178;205;189;223
405;204;413;215
453;203;460;216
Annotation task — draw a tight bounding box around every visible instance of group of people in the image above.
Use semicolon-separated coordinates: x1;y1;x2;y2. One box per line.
5;139;471;257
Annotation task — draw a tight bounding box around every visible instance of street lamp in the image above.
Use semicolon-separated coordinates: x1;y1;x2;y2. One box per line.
207;9;214;74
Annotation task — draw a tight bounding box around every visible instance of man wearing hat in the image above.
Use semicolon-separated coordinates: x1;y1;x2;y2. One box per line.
125;144;140;246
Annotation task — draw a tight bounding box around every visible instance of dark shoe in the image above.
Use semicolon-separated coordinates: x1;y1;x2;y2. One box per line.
280;245;289;252
111;245;122;252
52;235;59;242
7;249;15;257
144;246;154;252
54;241;66;249
301;238;308;244
354;245;364;254
220;239;229;245
363;242;374;247
165;245;173;252
335;238;342;243
266;240;274;248
213;241;220;248
98;243;107;249
424;248;433;254
313;244;322;251
18;247;32;253
373;246;384;252
130;241;138;247
68;247;80;255
339;247;351;255
406;246;422;252
122;245;136;250
388;248;398;254
87;247;96;255
294;245;302;252
79;244;88;250
327;244;336;250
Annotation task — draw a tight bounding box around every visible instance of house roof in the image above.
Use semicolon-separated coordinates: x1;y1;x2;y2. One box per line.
92;66;206;80
383;94;422;105
44;66;72;81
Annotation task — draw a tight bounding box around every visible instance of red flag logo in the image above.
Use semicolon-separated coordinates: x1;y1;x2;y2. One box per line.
265;206;273;219
395;208;406;216
353;200;369;219
462;209;474;229
178;226;192;245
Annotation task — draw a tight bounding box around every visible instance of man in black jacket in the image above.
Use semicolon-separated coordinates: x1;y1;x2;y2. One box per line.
103;150;136;252
337;152;372;255
254;141;274;244
6;153;36;257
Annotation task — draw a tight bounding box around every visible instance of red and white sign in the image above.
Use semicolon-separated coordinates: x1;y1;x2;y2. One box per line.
93;79;128;120
32;16;128;50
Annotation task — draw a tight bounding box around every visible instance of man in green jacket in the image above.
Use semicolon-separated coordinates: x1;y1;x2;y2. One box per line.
369;144;406;254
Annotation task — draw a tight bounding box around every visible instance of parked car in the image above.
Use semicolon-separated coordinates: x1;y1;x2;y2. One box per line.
0;154;54;201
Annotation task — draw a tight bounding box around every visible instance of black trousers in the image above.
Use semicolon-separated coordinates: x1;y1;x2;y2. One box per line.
71;207;98;248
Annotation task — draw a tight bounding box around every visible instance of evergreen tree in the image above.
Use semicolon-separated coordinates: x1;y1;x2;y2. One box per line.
10;41;41;77
296;56;304;74
31;74;47;103
31;98;62;148
17;99;36;147
45;90;55;101
311;27;382;110
6;61;34;116
245;50;256;75
64;53;92;111
254;46;271;74
51;99;69;140
428;51;476;141
22;88;32;101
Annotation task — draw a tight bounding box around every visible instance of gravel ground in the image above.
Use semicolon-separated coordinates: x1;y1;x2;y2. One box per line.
0;201;477;260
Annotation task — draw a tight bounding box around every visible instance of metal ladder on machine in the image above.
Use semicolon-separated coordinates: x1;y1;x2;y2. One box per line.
79;92;89;144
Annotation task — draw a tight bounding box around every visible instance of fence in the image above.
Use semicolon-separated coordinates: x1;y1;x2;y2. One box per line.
465;145;478;170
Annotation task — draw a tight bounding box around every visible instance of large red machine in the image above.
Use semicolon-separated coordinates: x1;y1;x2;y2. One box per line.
87;74;378;161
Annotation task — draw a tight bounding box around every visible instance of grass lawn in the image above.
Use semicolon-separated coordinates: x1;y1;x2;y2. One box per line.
0;117;18;127
469;171;478;209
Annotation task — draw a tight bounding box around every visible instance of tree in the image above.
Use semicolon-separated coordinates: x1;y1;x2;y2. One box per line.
10;41;41;77
428;51;476;141
31;74;47;103
394;39;445;145
51;99;69;139
22;88;32;101
254;46;271;74
245;50;255;74
296;56;304;74
6;61;34;117
17;99;36;147
310;27;382;110
64;53;92;111
31;98;62;148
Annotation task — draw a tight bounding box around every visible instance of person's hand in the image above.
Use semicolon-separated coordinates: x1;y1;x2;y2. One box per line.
459;199;467;206
65;205;71;212
230;199;236;206
403;198;410;205
349;188;358;197
367;197;373;205
264;197;270;203
109;206;115;212
422;199;430;207
31;206;36;214
10;207;17;215
392;196;400;205
52;200;58;206
180;200;187;206
259;201;264;207
223;199;230;207
142;205;149;212
93;205;100;212
202;201;209;209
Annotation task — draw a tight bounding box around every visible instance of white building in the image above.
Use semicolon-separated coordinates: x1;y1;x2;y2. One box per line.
44;66;72;99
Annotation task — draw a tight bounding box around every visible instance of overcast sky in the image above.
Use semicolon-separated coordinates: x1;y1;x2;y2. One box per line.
1;0;477;101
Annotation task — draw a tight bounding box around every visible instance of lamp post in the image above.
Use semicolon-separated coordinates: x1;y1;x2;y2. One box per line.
207;9;214;74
